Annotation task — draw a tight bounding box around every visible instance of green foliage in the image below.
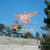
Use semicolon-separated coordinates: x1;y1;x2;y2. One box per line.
11;29;19;37
35;32;40;39
41;27;45;29
45;0;50;5
41;0;50;29
20;33;24;38
0;24;5;36
17;26;22;30
25;32;33;38
43;0;50;29
16;21;18;24
41;34;50;50
0;24;5;31
5;26;11;37
11;25;22;37
41;0;50;50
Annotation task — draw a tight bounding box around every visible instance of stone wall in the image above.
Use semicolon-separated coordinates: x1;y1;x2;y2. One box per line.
0;36;41;50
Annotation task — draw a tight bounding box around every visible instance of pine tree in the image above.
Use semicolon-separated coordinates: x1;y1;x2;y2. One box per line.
44;0;50;29
41;0;50;50
35;32;40;39
5;26;12;37
25;32;33;38
0;24;5;36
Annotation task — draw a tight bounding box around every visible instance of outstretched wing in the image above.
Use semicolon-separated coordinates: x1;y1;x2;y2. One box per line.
13;14;21;19
27;12;37;19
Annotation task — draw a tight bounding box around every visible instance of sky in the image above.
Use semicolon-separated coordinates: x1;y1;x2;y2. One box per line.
0;0;48;37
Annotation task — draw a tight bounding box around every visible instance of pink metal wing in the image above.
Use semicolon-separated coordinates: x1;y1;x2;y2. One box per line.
27;12;37;19
11;22;18;29
13;14;21;19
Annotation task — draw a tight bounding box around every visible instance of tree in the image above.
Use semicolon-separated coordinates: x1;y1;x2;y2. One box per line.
20;33;24;38
41;34;50;50
35;32;40;39
11;29;19;37
25;32;33;38
41;0;50;50
44;0;50;29
0;24;5;36
11;25;22;37
5;26;12;37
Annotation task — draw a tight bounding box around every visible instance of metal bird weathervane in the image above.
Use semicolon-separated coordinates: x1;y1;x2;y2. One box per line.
11;11;37;35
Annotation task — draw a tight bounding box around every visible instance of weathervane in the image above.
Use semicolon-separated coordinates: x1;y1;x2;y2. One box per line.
11;11;37;35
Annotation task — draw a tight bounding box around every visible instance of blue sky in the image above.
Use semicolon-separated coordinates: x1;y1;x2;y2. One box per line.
0;0;47;36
